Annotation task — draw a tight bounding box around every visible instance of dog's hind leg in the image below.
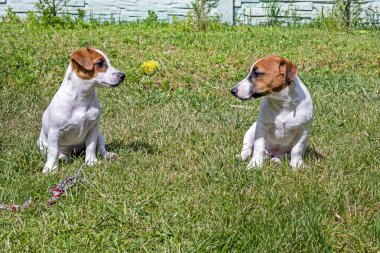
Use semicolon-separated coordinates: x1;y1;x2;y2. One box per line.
240;122;256;161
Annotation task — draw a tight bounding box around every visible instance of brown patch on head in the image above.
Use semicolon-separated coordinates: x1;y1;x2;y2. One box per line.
248;55;298;95
71;48;108;80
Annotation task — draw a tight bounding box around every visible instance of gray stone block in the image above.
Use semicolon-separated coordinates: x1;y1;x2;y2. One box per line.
244;7;266;16
293;3;313;11
66;0;86;7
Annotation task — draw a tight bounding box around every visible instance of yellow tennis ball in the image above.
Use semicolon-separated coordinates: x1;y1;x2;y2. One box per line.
141;60;159;75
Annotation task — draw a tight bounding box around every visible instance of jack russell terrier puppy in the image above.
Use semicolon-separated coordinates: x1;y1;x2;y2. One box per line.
231;55;313;169
38;47;125;173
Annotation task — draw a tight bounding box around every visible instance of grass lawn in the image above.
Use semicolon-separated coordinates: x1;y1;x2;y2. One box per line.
0;22;379;252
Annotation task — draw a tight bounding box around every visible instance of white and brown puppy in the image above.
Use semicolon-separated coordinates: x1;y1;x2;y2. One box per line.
38;47;125;173
231;55;313;169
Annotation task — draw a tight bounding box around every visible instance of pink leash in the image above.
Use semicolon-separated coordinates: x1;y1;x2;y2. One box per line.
0;163;86;212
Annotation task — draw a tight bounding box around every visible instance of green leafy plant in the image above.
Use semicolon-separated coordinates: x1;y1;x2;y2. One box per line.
25;4;93;29
72;9;90;28
35;0;69;25
310;1;367;30
145;10;159;25
363;6;380;29
89;12;100;27
335;0;363;28
77;9;86;21
285;2;301;26
171;15;192;31
24;11;40;29
75;9;85;24
189;0;219;31
1;7;20;23
310;6;345;30
265;0;282;26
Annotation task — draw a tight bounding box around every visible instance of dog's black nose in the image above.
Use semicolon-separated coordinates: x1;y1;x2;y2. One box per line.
231;87;238;95
118;72;126;81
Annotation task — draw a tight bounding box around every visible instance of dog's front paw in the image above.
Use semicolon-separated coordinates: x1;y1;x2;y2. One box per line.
290;158;304;169
271;157;282;163
247;156;263;170
239;149;252;161
58;153;72;163
42;164;58;174
85;157;99;167
104;152;118;161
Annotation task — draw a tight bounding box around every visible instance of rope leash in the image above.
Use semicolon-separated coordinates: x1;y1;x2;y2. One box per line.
0;163;86;212
0;198;35;212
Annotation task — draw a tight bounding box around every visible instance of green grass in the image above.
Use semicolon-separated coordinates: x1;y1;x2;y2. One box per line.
0;22;379;252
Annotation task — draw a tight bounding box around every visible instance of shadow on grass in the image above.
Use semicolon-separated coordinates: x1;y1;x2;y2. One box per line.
37;140;157;168
305;145;325;162
107;140;157;155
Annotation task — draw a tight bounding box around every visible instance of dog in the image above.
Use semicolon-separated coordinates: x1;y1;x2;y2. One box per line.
38;47;125;173
231;55;313;169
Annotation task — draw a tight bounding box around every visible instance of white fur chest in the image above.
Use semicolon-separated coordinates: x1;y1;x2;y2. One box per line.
264;116;302;150
60;106;101;145
259;89;313;153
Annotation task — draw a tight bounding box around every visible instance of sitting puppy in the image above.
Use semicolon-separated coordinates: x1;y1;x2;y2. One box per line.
231;55;313;169
38;47;125;173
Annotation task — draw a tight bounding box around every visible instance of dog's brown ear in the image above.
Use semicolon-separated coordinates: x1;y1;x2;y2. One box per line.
279;58;298;84
71;48;94;71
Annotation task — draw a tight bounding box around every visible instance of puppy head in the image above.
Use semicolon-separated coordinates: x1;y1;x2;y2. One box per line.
231;55;298;100
71;47;125;87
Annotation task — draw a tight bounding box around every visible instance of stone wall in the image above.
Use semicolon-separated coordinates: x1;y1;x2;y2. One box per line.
0;0;379;25
0;0;201;22
234;0;380;25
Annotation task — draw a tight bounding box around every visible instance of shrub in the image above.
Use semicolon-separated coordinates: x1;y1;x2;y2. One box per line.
310;0;379;30
284;2;302;26
145;10;159;25
362;6;380;29
2;7;20;23
335;0;363;28
265;0;282;26
189;0;219;31
35;0;69;25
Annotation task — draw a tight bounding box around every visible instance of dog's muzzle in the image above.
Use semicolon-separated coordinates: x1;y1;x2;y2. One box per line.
109;72;125;87
117;72;125;81
115;72;125;83
231;87;238;96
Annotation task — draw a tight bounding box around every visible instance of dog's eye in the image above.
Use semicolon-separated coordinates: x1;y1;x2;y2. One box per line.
96;60;104;68
252;70;262;78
